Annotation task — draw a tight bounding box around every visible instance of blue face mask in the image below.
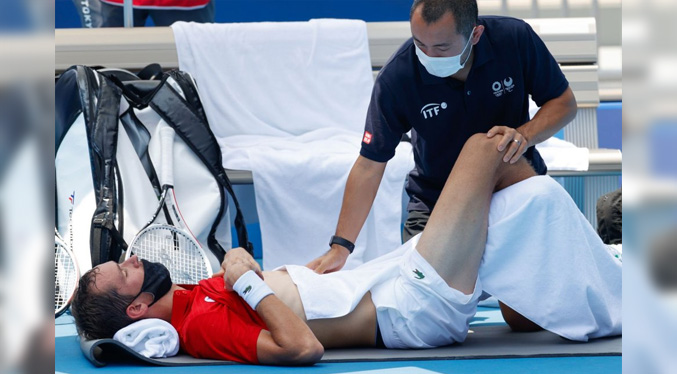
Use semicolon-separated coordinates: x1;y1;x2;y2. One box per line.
415;27;475;78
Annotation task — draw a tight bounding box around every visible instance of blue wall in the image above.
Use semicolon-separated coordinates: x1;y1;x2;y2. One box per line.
0;2;34;30
56;0;413;28
650;120;677;178
597;102;622;150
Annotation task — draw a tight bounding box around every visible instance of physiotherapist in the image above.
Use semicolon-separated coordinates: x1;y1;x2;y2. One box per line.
307;0;578;274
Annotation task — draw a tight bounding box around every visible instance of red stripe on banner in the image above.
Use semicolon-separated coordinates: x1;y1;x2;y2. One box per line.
100;0;210;9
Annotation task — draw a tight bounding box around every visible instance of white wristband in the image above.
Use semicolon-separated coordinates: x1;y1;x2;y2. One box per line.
233;270;274;310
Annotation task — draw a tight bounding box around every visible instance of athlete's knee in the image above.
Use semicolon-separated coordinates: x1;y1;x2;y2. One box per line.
494;158;537;191
463;133;505;159
460;134;532;189
467;132;498;148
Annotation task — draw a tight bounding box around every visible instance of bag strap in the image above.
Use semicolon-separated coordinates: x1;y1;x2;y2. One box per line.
79;67;127;266
164;71;253;258
148;74;254;260
167;70;209;125
137;63;163;81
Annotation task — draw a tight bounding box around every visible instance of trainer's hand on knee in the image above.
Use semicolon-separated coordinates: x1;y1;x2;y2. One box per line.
486;126;529;164
213;247;263;289
306;246;350;274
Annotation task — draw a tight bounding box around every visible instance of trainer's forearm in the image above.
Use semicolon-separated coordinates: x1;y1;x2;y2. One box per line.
334;156;387;243
518;86;577;146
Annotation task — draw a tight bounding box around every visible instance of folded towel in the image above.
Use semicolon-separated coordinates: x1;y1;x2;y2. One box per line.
528;98;590;171
536;137;590;171
113;319;179;358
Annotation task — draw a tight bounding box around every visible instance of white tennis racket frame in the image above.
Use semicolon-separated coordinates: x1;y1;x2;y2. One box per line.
126;126;212;284
55;229;79;317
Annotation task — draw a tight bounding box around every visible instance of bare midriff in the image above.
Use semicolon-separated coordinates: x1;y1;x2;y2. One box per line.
263;270;378;348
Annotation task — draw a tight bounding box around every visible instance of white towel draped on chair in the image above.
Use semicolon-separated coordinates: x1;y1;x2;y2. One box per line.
171;19;374;137
219;129;413;270
172;20;414;269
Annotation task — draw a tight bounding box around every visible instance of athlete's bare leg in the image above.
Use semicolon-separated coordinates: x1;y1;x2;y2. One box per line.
416;133;537;295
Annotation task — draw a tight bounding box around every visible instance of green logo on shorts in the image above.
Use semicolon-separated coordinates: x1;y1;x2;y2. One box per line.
413;269;425;280
243;285;252;294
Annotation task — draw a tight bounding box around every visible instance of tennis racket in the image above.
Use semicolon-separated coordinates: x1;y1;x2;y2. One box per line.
55;229;79;317
126;126;212;284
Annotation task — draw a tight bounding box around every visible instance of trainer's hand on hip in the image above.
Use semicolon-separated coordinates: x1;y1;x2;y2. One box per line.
306;245;350;274
486;126;529;164
213;247;263;290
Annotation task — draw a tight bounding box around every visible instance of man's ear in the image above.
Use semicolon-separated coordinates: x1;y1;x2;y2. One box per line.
126;294;152;319
472;25;485;45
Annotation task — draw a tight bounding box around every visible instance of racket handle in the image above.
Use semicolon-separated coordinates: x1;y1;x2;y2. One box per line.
160;126;175;186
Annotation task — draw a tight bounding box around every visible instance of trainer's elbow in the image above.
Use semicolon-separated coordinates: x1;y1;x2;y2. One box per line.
566;100;578;123
564;88;578;123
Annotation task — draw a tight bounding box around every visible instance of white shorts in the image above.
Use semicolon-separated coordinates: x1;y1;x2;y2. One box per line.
371;239;482;349
285;234;482;349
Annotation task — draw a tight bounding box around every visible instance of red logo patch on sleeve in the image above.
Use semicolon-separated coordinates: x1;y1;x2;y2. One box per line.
363;131;373;144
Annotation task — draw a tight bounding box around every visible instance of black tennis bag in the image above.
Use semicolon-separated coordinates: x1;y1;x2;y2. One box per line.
55;65;253;272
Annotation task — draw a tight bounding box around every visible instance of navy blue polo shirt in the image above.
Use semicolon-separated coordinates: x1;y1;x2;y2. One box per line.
360;16;569;213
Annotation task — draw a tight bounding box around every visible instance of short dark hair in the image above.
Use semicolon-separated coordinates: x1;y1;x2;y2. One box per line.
71;267;136;340
410;0;478;37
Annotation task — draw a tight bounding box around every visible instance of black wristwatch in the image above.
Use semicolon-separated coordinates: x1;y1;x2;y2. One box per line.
329;235;355;254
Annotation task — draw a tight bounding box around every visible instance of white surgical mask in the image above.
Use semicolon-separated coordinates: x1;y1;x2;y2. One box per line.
415;27;475;78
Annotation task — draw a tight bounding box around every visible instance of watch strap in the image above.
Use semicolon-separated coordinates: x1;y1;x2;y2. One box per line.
330;235;355;254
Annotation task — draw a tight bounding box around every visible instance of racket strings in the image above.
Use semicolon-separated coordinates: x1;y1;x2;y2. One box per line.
132;227;210;284
55;243;77;310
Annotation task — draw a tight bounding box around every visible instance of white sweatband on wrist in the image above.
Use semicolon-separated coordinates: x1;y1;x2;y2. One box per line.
233;270;274;310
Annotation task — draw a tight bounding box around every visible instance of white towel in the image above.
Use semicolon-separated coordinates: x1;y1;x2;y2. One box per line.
173;19;414;269
536;137;590;171
171;19;373;137
481;176;622;341
113;319;179;358
528;98;589;171
219;129;414;270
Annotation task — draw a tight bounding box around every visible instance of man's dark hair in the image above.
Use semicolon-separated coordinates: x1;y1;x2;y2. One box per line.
596;188;621;245
410;0;478;37
71;268;136;340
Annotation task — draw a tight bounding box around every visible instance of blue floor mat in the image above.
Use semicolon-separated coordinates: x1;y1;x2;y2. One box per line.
55;308;620;374
56;335;620;374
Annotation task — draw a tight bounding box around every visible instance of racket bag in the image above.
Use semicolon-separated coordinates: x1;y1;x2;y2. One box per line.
55;65;253;272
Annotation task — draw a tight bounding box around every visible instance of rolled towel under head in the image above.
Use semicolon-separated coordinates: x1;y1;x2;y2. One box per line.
113;318;179;358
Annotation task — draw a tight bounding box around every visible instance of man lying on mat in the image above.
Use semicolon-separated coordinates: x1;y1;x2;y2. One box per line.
71;134;622;365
